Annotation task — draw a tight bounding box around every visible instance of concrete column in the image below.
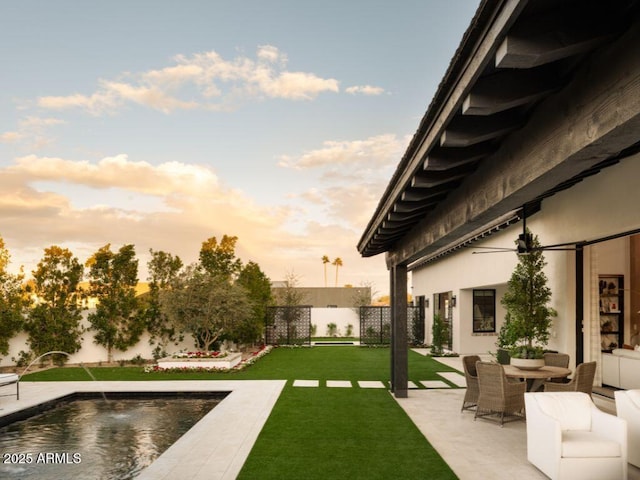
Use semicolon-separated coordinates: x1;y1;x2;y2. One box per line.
390;264;408;398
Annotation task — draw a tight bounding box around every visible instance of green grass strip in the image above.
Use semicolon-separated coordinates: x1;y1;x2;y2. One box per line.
238;387;457;479
20;347;460;386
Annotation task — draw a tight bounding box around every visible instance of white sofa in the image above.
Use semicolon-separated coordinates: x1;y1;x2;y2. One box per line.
525;392;627;480
614;389;640;468
602;348;640;389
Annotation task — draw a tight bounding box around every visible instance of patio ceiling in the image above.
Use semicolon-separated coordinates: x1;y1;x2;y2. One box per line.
358;0;640;267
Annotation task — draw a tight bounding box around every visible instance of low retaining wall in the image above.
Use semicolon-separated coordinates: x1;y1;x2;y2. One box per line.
157;352;242;370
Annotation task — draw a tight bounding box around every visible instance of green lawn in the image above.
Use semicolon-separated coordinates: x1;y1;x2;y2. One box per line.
21;347;459;479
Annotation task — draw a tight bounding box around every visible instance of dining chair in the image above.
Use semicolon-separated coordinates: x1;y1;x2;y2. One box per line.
460;355;480;412
474;361;526;426
544;352;570;383
544;361;596;395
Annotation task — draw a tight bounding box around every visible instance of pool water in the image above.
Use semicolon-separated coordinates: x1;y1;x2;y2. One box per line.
0;395;221;479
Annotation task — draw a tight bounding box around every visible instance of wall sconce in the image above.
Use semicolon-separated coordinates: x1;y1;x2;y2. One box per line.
451;295;457;307
425;298;429;308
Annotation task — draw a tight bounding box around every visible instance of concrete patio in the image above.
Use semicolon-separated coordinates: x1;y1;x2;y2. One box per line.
396;356;640;480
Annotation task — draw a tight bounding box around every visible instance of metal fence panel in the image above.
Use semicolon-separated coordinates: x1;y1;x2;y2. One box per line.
265;306;312;345
359;306;423;345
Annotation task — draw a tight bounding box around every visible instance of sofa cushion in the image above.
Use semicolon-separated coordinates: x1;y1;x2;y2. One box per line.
562;431;622;458
536;392;592;431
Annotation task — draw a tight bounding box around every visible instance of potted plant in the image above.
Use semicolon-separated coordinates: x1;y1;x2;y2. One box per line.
499;230;557;370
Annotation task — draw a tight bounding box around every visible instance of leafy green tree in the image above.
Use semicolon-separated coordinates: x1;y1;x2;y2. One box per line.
144;249;183;357
86;244;144;362
236;261;273;345
199;235;242;279
160;266;252;351
0;237;28;357
24;246;84;363
500;231;557;359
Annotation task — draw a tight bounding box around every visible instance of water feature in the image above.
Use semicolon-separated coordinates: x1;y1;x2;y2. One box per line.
0;394;222;479
20;351;107;401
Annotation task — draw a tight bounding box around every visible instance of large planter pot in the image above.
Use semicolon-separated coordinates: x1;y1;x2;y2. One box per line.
510;357;545;370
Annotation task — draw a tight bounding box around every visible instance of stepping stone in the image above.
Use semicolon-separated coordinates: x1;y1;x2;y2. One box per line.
420;380;451;389
437;371;467;387
357;381;386;389
327;380;352;388
293;380;319;387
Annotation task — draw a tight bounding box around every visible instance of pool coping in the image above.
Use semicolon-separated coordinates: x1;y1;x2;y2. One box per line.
0;380;286;480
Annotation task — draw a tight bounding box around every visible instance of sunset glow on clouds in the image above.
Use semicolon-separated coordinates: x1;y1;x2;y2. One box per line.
0;1;479;293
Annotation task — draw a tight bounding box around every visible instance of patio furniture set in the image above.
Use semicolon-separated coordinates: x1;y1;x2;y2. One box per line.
461;354;639;479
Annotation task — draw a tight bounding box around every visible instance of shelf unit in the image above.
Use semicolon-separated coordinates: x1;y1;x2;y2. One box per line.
599;274;624;352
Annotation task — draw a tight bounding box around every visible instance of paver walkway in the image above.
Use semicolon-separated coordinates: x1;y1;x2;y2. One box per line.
292;371;465;389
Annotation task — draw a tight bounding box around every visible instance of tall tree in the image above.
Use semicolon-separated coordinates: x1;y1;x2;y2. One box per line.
86;244;144;362
322;255;330;287
500;231;557;358
161;266;252;351
145;249;184;356
199;235;242;279
24;246;85;362
332;257;343;287
0;237;28;357
236;261;273;345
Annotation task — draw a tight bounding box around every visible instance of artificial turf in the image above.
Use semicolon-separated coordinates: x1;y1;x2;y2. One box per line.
20;347;460;479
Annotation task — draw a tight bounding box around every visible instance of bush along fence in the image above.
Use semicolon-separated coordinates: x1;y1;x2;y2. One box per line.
359;306;424;346
265;306;312;346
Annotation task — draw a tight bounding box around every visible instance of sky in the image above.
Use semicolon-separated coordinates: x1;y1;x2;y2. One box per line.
0;0;480;296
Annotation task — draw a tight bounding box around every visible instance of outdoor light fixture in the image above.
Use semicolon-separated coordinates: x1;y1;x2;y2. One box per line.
451;295;457;307
425;299;429;308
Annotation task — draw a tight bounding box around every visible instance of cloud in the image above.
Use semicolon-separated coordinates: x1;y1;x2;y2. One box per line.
0;131;22;143
37;45;340;114
277;134;403;170
11;154;220;197
345;85;385;96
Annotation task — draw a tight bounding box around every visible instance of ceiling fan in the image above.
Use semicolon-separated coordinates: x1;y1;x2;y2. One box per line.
471;209;582;255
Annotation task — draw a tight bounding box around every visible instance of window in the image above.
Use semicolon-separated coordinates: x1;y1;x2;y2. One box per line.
473;289;496;333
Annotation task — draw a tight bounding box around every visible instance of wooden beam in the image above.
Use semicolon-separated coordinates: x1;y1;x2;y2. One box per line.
410;171;467;189
357;0;528;256
423;143;496;170
440;110;523;147
495;12;617;68
390;264;408;398
463;66;562;115
386;22;640;267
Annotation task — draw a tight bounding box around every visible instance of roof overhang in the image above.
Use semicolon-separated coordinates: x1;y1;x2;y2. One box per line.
357;0;640;268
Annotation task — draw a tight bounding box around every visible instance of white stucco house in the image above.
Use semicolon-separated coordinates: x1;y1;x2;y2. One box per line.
358;0;640;397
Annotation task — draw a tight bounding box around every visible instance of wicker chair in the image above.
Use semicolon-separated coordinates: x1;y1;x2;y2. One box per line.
474;361;526;426
544;361;596;395
461;355;480;412
544;352;570;383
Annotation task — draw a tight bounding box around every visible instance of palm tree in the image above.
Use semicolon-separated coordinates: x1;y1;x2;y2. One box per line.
332;257;343;287
322;255;330;287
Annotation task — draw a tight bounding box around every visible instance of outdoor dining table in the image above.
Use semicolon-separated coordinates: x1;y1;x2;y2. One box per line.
503;365;571;392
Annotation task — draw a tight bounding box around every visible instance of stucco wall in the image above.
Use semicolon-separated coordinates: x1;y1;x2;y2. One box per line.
411;154;640;362
311;308;360;337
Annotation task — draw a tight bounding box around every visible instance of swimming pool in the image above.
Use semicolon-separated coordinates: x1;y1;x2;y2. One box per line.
0;393;223;479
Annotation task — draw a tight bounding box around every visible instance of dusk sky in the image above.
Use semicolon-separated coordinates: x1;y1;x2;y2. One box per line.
0;1;479;295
